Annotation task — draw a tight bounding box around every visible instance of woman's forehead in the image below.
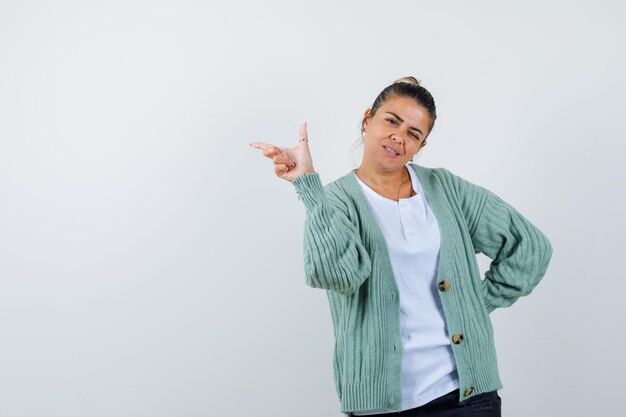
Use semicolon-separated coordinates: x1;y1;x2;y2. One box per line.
379;97;430;119
382;96;423;110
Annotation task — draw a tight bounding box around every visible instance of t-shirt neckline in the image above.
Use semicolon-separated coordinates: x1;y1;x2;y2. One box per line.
354;166;421;205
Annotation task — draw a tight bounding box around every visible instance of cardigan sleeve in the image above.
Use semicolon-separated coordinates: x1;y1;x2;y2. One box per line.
441;168;554;313
292;172;372;295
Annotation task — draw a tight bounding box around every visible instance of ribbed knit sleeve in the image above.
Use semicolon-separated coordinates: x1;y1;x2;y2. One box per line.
292;172;372;295
442;168;554;313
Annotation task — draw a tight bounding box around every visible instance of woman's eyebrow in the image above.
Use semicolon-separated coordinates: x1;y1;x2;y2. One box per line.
385;112;423;136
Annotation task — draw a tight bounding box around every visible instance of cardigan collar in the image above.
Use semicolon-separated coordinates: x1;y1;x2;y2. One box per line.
341;163;437;210
336;163;447;261
334;163;455;322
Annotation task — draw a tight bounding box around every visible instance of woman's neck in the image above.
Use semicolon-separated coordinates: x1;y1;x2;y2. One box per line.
356;161;406;185
355;163;411;196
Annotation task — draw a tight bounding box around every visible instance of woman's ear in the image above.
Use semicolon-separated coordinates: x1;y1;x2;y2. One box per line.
362;108;372;130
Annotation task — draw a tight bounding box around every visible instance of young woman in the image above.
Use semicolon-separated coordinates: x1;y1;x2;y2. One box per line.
250;77;553;417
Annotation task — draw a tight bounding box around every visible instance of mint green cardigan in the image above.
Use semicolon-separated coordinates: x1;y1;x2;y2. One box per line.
292;163;553;415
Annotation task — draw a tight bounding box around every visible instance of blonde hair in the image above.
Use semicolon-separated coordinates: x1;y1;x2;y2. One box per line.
393;76;422;87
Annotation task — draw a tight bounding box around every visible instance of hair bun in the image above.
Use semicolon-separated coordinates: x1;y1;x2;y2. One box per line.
393;76;422;87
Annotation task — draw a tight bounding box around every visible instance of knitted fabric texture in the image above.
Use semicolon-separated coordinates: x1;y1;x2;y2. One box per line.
292;164;553;415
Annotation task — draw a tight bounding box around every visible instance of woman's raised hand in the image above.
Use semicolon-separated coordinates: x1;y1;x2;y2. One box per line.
249;122;315;183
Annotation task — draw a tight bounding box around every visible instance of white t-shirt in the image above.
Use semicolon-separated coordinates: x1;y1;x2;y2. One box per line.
352;166;459;415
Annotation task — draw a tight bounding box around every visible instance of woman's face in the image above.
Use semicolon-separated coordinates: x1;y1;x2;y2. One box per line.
361;95;431;172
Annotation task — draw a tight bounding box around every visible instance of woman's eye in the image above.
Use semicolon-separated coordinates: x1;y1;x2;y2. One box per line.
386;118;419;139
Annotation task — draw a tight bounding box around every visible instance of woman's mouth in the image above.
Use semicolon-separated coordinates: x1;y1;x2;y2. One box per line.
383;145;399;157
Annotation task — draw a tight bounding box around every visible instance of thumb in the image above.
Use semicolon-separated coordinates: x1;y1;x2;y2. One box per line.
299;122;308;143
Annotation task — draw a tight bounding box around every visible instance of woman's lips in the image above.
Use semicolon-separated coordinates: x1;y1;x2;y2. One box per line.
383;145;399;157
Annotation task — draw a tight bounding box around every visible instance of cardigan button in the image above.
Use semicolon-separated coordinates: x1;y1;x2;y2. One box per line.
452;332;464;344
464;387;474;397
438;280;451;292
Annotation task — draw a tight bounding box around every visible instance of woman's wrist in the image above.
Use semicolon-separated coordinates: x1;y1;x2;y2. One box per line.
293;171;323;204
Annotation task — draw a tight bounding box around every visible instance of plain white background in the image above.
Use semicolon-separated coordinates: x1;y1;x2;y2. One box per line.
0;0;624;416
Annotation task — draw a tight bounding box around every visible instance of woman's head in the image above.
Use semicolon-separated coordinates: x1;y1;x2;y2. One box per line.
359;77;437;171
361;76;437;137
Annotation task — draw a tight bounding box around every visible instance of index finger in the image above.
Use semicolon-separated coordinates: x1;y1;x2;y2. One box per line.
249;141;272;150
249;141;284;157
